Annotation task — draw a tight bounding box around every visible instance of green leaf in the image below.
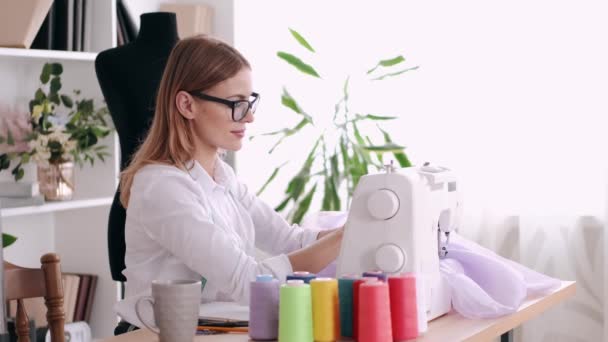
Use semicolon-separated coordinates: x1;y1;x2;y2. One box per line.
362;142;405;152
2;233;17;248
256;162;287;196
21;153;30;164
343;76;350;102
371;66;419;81
40;63;51;84
281;87;303;114
267;118;311;154
49;93;60;105
35;88;46;102
394;152;412;167
339;137;350;185
91;126;109;137
15;168;24;181
292;183;317;224
50;77;61;93
281;88;314;123
0;154;10;170
274;197;291;212
78;99;94;113
277;52;321;78
378;126;412;167
367;55;406;74
50;63;63;75
285;138;320;200
11;163;23;181
322;177;332;211
289;28;315;53
329;154;341;210
6;130;14;146
61;95;73;108
355;114;397;121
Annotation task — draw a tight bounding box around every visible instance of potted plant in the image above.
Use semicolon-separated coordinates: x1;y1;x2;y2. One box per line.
0;62;112;201
255;29;417;224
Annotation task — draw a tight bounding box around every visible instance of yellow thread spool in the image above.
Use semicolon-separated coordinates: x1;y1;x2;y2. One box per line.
310;277;340;341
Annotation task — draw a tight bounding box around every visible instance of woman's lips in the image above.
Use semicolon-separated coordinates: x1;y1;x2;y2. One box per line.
231;129;245;138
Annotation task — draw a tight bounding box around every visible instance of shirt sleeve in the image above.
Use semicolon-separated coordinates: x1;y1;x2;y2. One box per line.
136;172;292;303
233;180;321;255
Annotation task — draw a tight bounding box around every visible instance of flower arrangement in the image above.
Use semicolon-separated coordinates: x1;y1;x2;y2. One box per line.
0;62;112;182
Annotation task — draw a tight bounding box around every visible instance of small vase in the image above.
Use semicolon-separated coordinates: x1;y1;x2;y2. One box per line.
37;162;75;201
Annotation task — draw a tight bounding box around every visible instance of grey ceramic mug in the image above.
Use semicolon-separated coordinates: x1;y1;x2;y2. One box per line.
135;280;201;342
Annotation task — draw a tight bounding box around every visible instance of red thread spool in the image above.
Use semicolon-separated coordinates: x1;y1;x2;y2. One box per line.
353;277;378;340
388;274;419;340
358;281;393;342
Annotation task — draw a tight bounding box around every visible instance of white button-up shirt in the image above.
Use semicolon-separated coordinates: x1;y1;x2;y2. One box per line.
115;157;320;326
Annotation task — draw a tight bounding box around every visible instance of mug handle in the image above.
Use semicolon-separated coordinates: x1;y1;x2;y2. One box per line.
135;296;160;334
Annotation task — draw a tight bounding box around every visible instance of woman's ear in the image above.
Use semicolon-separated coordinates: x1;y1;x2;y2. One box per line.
175;91;196;120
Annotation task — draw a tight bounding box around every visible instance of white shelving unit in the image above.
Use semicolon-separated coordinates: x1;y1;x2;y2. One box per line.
0;0;235;339
0;0;119;339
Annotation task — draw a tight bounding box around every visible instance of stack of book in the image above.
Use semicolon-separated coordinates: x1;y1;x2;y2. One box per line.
8;273;98;327
30;0;94;52
116;0;137;46
0;181;44;209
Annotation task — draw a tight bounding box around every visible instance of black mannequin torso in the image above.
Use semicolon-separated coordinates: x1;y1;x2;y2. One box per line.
95;12;179;282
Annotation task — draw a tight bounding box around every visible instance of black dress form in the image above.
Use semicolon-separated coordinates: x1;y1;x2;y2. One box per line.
95;13;179;282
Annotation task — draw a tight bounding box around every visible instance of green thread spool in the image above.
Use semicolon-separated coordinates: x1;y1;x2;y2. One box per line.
338;275;357;338
279;280;313;342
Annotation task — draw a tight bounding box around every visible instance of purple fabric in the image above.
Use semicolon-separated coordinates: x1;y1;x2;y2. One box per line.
317;261;337;278
303;211;562;319
440;233;561;319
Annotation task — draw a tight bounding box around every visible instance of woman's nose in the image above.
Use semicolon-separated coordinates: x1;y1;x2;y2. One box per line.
243;109;255;123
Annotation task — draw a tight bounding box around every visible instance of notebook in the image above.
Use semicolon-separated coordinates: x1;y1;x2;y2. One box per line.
198;302;249;322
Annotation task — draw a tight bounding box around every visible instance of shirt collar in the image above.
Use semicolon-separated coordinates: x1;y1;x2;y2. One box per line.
187;157;236;194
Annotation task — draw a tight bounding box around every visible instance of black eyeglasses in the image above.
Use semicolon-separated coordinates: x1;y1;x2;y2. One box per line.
188;91;260;122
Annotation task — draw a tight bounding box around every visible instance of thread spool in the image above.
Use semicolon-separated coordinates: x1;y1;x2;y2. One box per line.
338;275;357;338
310;278;340;341
388;274;418;340
362;270;388;282
279;280;313;342
353;277;379;340
358;281;393;342
286;271;316;284
249;274;280;340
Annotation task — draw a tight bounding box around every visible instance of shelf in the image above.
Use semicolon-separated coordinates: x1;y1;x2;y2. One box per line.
1;196;113;217
0;47;98;62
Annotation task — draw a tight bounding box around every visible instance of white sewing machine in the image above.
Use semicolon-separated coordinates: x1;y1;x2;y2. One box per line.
336;162;462;321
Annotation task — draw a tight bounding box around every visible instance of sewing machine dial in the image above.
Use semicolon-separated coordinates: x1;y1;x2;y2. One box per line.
375;243;406;273
367;189;400;220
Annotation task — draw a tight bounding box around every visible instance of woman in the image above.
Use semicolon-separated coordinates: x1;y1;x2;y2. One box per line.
114;35;343;331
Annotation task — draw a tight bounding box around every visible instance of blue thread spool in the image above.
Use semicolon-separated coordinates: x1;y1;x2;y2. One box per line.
286;271;316;284
362;270;388;282
338;275;358;338
249;274;280;340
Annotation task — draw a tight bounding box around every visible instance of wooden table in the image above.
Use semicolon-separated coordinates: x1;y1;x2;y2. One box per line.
102;281;575;342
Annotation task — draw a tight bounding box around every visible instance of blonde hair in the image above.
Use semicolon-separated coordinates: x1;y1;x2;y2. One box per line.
119;35;250;207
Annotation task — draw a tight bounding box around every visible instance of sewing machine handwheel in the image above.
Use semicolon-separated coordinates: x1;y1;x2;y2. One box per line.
375;244;406;273
367;189;399;220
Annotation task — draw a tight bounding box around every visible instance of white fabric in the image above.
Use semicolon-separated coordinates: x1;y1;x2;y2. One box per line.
114;157;320;326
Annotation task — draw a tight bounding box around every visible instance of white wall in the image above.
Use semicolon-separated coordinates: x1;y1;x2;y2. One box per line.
233;0;608;218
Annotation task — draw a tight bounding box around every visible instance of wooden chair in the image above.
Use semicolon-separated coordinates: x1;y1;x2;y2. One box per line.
4;253;65;342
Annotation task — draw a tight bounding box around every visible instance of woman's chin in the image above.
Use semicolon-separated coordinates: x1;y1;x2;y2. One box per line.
221;141;242;152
